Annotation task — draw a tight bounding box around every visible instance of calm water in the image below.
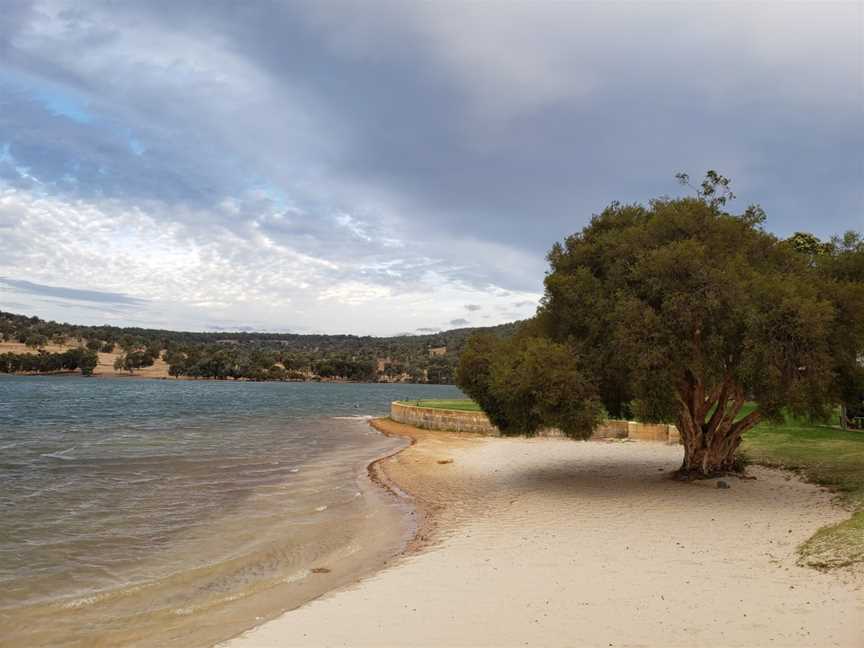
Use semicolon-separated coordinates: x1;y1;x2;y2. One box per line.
0;376;462;647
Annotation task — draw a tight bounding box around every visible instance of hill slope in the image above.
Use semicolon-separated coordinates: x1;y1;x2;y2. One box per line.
0;311;520;383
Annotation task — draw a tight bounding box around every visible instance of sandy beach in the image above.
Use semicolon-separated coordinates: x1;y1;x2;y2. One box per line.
225;419;863;648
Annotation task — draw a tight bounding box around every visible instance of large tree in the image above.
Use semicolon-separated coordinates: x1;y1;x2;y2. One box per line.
816;231;864;428
458;173;864;476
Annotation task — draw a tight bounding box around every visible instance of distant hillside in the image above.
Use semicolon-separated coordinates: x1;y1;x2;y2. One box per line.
0;311;521;383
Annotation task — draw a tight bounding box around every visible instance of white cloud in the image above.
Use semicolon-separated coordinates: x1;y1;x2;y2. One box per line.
318;281;391;305
0;187;540;333
1;1;859;335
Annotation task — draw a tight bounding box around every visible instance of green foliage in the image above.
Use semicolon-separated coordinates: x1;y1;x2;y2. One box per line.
314;357;376;382
426;356;455;384
458;333;601;438
786;231;831;258
21;332;49;349
113;349;157;374
786;230;864;420
675;169;737;208
0;347;96;375
78;349;98;376
456;333;506;421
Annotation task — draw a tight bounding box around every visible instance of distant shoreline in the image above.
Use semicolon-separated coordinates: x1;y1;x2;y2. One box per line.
0;371;450;385
0;340;450;384
2;309;508;386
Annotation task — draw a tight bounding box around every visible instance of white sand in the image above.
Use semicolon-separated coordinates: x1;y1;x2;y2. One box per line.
225;424;863;647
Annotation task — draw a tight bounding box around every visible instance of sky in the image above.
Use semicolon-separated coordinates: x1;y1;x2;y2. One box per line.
0;1;862;335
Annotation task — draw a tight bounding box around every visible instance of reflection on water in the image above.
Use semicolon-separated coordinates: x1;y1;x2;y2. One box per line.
0;377;462;647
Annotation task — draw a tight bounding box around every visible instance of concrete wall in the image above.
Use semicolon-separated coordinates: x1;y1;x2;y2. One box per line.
390;402;680;444
390;402;499;434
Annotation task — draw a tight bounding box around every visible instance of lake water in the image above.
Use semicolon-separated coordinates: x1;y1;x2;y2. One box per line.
0;376;462;647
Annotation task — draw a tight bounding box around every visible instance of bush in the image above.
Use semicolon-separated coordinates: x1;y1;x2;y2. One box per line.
458;333;602;438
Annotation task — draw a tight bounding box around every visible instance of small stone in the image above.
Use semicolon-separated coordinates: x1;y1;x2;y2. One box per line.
311;567;331;574
717;480;730;489
437;458;454;464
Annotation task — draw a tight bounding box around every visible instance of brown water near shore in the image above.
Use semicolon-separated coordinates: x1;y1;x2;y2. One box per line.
2;432;414;648
1;378;470;648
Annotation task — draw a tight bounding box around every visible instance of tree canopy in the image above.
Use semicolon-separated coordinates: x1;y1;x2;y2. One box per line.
458;172;864;476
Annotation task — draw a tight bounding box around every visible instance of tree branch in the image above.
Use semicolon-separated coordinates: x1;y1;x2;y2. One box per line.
705;374;733;435
731;408;762;437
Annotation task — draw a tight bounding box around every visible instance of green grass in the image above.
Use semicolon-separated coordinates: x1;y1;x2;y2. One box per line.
741;413;864;570
402;399;483;412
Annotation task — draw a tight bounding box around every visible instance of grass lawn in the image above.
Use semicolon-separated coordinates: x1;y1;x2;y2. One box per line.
741;413;864;571
402;399;482;412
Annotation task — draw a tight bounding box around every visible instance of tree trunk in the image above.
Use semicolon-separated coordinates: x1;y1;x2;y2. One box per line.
678;425;742;477
674;374;761;478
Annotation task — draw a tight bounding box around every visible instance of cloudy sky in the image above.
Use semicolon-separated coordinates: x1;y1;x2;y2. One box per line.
1;1;862;335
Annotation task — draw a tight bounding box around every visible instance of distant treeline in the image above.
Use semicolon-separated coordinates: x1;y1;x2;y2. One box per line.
162;346;456;382
0;348;98;375
165;347;377;381
0;311;519;383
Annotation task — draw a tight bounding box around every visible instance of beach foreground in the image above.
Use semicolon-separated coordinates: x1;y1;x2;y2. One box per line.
224;420;863;647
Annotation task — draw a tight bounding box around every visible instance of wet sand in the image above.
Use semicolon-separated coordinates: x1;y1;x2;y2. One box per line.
226;419;863;647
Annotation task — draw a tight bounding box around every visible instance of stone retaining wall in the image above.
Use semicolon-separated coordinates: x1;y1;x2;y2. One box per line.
390;402;680;444
391;402;499;434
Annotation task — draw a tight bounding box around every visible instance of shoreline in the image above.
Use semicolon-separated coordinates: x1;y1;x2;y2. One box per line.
366;417;481;555
0;371;438;385
0;415;418;648
215;418;483;648
226;419;863;647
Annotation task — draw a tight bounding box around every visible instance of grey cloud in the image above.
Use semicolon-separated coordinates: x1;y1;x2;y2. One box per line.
464;304;482;312
513;300;535;308
181;0;861;244
5;2;861;253
0;2;861;334
37;298;134;315
416;327;439;333
449;318;469;326
0;277;145;305
0;86;249;206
